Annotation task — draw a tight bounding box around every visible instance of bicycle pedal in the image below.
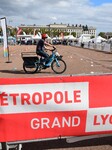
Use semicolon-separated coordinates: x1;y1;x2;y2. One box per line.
42;66;47;69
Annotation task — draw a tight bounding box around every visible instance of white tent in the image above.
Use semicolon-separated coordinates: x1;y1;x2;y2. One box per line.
0;36;3;40
0;36;3;44
32;34;41;40
108;37;112;42
59;35;76;40
46;35;52;43
32;32;41;40
90;36;107;43
64;35;76;40
52;36;60;40
78;34;91;43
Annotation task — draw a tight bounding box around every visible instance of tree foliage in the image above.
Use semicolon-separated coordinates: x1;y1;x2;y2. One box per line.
98;32;107;38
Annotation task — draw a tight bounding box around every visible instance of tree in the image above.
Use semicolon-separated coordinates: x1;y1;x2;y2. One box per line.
98;32;107;39
83;25;88;31
91;35;95;39
7;27;17;36
71;32;76;37
64;32;69;36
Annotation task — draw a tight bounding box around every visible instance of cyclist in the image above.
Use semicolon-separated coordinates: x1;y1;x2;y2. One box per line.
36;33;55;66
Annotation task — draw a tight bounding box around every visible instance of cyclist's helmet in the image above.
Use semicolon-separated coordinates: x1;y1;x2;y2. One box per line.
42;33;48;39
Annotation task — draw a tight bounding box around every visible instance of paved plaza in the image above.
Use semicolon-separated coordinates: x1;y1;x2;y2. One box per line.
0;44;112;78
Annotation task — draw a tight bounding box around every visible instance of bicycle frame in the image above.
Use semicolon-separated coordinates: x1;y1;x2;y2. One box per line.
44;51;56;66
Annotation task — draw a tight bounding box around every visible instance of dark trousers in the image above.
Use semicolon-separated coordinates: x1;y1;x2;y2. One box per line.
36;50;49;63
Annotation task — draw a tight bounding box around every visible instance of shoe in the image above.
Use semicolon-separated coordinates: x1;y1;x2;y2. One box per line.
45;62;51;67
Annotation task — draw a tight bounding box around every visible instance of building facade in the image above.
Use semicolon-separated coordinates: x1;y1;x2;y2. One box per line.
18;23;96;38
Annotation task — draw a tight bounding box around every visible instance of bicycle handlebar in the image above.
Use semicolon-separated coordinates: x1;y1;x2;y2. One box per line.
50;46;56;52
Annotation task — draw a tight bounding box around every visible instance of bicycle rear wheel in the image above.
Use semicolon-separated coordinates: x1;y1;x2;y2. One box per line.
23;62;38;74
51;59;67;74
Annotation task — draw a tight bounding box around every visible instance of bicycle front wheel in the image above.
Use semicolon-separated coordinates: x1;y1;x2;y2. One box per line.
51;59;67;74
23;62;38;74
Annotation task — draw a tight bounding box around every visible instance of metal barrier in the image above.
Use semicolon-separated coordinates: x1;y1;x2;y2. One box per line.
72;42;112;53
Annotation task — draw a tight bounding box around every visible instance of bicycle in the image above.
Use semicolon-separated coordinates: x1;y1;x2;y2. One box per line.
21;48;67;74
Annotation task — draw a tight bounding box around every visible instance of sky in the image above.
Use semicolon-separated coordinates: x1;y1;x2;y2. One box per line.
0;0;112;34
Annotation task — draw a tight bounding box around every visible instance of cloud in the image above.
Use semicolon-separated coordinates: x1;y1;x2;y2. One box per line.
49;16;57;21
0;0;112;33
56;1;70;8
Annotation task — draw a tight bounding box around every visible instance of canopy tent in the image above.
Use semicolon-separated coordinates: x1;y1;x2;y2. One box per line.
59;35;76;40
0;36;3;40
64;35;76;40
90;36;107;43
0;36;3;44
46;34;52;43
108;37;112;41
0;36;16;44
8;36;16;40
78;34;91;43
78;36;91;43
8;36;16;45
32;34;41;40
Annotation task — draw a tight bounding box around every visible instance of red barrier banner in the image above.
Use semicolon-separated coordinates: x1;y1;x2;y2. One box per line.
0;75;112;142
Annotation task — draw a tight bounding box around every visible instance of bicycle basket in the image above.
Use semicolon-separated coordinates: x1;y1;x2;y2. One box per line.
23;57;39;66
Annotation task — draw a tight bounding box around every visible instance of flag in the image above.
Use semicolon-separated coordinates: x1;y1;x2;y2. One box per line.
17;27;22;35
60;32;64;40
0;17;8;57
